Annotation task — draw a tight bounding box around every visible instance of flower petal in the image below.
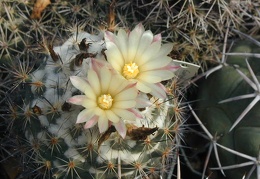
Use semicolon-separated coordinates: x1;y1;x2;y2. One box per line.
127;108;143;119
82;99;97;108
98;115;109;133
156;43;173;57
134;23;145;34
104;31;115;43
140;56;172;71
76;108;95;123
88;69;101;95
136;81;151;93
111;108;136;121
94;107;104;116
105;42;124;72
137;41;161;66
147;83;167;99
116;29;128;61
90;58;118;75
67;95;88;106
138;70;174;83
153;33;162;42
90;58;106;72
135;94;153;108
70;76;87;93
113;100;136;109
137;72;161;83
161;61;180;72
100;67;112;93
108;76;129;96
114;86;137;101
84;115;99;129
135;31;154;61
113;120;127;138
105;110;120;123
127;25;144;63
69;77;96;100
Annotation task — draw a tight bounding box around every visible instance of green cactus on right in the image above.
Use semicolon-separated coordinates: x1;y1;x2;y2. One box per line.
190;37;260;179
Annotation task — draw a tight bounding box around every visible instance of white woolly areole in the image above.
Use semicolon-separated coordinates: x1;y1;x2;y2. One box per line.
61;32;104;62
63;133;77;147
43;88;63;108
44;74;59;89
57;114;75;129
48;124;67;139
126;139;136;148
37;131;47;142
76;133;88;146
139;97;169;129
64;148;85;163
31;69;45;80
97;148;140;164
31;99;45;110
30;69;45;94
53;160;63;169
38;115;49;127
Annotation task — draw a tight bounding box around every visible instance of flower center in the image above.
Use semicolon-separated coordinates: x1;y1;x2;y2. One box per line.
122;62;139;79
98;94;113;110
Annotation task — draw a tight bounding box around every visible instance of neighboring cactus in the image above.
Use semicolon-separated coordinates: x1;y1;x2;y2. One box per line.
0;0;259;80
0;0;109;62
187;36;260;179
2;0;260;64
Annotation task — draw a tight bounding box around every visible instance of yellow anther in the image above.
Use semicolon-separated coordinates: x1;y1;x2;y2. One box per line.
122;62;139;79
98;94;113;110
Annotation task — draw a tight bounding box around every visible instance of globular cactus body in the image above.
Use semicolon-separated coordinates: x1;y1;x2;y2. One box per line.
194;39;260;179
4;27;182;179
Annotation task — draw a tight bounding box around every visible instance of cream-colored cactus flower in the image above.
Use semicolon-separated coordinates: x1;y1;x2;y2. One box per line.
105;24;179;99
67;59;141;138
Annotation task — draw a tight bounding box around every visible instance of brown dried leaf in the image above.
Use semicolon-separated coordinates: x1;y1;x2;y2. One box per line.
98;126;116;149
126;124;158;141
108;0;116;31
98;124;159;149
31;0;51;19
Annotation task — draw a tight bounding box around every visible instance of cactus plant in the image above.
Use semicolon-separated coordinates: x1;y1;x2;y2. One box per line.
0;22;197;179
186;33;260;179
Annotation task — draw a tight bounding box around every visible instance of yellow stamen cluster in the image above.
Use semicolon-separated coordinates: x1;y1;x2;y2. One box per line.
98;94;113;109
122;62;139;79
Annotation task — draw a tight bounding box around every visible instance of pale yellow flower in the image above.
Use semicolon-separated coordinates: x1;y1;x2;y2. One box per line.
105;24;179;98
67;59;140;138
